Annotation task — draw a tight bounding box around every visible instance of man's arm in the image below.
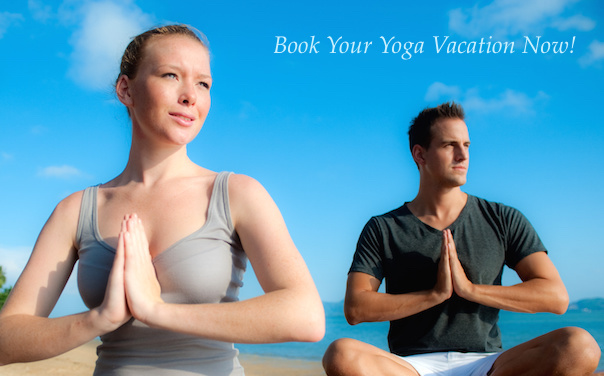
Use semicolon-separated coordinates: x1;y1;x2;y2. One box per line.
447;229;568;314
344;234;453;325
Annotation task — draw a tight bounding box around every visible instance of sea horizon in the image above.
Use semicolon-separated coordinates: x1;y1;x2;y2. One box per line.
238;299;604;370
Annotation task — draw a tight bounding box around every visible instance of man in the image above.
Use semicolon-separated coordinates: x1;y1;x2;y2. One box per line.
323;102;601;376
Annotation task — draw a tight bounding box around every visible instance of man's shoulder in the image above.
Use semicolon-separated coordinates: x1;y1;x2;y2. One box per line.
467;194;522;218
369;204;412;224
378;203;409;217
360;204;421;239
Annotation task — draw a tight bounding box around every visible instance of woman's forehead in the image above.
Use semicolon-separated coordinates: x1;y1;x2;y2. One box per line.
144;35;208;61
140;35;210;71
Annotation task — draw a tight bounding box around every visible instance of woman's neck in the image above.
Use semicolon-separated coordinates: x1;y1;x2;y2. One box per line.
112;140;196;187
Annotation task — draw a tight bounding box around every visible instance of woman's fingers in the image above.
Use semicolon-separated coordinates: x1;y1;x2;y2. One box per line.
94;219;132;332
122;214;163;324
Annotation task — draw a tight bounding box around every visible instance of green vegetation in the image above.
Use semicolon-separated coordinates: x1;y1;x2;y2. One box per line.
0;266;13;309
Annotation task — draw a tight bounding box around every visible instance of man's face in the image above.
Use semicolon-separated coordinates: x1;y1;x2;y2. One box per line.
420;118;470;188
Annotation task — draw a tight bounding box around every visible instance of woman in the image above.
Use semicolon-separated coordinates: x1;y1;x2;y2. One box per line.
0;25;325;375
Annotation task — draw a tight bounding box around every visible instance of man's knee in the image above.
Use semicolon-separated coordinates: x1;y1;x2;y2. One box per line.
549;327;601;372
323;338;363;374
559;327;600;362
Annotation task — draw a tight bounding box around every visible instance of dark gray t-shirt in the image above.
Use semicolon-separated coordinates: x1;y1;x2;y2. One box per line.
349;195;547;356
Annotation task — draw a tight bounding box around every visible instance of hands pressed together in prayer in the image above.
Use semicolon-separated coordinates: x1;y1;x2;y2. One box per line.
95;214;163;332
434;229;474;302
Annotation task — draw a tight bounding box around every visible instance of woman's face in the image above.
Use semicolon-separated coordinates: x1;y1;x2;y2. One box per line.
122;34;212;147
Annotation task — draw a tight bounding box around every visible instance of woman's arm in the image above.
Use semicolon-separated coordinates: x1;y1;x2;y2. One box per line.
123;174;325;343
0;192;131;365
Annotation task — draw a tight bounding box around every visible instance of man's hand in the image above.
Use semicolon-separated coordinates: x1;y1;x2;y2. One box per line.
444;229;474;299
434;230;453;302
440;230;568;314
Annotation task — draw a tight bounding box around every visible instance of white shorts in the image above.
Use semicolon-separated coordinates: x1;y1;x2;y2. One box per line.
401;351;501;376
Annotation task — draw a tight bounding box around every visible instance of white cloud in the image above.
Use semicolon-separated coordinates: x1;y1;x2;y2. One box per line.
1;152;14;161
424;82;461;102
0;11;24;39
425;83;548;116
28;0;53;22
67;0;153;90
464;88;544;114
448;0;591;38
0;246;32;286
39;165;84;178
578;40;604;68
551;14;595;32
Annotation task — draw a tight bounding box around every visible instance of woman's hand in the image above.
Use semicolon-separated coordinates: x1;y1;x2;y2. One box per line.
122;214;164;324
93;219;132;332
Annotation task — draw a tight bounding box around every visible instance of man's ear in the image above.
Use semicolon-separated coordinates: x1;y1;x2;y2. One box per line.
116;75;133;107
412;144;426;167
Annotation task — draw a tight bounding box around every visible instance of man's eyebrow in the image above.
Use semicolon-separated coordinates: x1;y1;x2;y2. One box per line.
438;139;471;145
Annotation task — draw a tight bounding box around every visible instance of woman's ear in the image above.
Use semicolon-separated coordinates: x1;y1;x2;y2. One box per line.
116;75;133;107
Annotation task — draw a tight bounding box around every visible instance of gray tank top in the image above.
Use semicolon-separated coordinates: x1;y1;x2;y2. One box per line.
76;171;247;375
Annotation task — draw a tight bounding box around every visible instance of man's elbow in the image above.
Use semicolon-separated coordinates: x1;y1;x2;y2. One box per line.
540;284;569;315
344;303;365;326
550;290;569;315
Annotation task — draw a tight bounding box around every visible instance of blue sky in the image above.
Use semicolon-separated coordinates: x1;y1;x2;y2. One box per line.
0;0;603;317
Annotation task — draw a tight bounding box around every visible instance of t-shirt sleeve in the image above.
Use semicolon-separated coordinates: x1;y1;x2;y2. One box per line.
349;217;385;281
503;206;548;269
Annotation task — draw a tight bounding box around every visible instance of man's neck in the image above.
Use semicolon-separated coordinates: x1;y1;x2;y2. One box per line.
407;187;468;231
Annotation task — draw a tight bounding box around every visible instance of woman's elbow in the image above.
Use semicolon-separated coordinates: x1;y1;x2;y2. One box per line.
293;303;325;342
301;317;325;342
304;300;325;342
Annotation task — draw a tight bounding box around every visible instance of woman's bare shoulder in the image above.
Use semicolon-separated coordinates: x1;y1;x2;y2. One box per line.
227;173;269;204
53;190;85;216
227;173;263;192
46;190;86;237
227;173;279;226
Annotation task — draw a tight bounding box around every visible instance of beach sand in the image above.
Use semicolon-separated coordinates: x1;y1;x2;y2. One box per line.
3;341;601;375
0;340;325;375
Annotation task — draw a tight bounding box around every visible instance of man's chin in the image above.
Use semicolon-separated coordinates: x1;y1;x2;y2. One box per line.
445;178;466;188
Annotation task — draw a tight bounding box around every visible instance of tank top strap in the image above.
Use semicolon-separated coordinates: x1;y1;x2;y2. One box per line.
76;185;98;248
207;171;234;232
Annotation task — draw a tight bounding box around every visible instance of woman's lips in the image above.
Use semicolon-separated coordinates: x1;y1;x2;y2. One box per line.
170;112;195;126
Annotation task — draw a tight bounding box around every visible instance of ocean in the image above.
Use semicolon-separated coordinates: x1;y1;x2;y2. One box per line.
237;303;604;370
